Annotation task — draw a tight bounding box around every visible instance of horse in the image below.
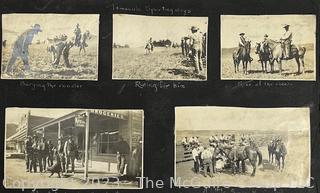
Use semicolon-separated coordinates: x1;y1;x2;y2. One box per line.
274;141;287;171
145;42;153;55
267;141;276;163
215;144;262;176
79;30;91;55
255;42;271;73
264;39;306;74
233;41;252;75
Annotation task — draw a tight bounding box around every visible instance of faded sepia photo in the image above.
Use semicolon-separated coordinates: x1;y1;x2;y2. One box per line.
175;107;310;187
1;14;99;80
221;15;316;80
113;14;208;80
5;108;143;189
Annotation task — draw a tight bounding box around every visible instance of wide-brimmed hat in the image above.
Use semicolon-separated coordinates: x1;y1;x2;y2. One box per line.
32;24;42;32
239;33;245;36
282;24;290;28
264;34;268;37
191;26;199;31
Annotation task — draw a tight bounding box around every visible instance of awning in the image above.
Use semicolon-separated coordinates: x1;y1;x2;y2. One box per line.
6;129;26;142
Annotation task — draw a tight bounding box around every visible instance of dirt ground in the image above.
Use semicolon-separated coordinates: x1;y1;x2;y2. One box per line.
221;45;315;80
1;40;98;80
112;47;207;80
175;131;310;187
5;158;139;189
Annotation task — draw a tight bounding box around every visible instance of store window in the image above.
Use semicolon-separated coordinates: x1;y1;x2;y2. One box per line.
97;131;119;154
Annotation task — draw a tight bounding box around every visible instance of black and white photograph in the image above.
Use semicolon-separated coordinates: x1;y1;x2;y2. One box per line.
175;107;310;187
5;108;143;189
113;14;208;80
221;15;316;80
1;14;99;80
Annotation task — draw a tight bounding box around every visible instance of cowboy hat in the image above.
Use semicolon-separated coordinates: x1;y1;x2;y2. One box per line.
32;24;42;32
282;24;290;28
190;26;199;31
239;33;245;36
264;34;268;37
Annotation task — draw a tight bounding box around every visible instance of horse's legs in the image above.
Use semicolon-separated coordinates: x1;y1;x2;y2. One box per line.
295;57;301;74
279;59;282;74
300;57;305;74
241;160;246;173
250;161;256;177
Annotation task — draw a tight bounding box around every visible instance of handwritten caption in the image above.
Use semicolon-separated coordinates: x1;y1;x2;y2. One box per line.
236;81;293;88
113;5;192;15
20;81;83;91
135;81;186;92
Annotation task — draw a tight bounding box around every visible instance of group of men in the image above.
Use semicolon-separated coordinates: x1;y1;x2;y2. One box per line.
24;135;78;177
181;134;256;177
236;24;293;61
181;26;206;74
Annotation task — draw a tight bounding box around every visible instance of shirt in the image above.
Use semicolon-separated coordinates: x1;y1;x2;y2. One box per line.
189;31;203;50
201;149;213;160
192;148;199;161
281;30;292;42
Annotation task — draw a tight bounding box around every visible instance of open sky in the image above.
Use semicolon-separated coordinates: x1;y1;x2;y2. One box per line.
221;15;316;48
113;14;208;48
2;14;99;44
175;106;310;132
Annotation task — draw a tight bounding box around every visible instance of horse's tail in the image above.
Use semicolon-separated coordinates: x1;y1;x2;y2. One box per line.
300;46;306;56
257;149;262;166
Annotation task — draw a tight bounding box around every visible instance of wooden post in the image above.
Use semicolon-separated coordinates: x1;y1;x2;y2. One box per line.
84;111;90;180
58;122;61;138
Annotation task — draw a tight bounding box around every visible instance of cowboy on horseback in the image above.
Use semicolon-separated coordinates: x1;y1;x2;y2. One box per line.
280;24;292;59
236;33;253;62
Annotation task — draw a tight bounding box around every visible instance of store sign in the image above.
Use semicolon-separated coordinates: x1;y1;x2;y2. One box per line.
90;110;127;120
75;113;86;127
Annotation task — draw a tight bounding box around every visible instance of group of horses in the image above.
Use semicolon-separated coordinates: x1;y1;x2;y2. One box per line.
268;140;287;171
233;39;306;75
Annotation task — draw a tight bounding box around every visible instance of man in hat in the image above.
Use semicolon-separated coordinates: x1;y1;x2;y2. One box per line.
189;26;204;74
24;135;33;172
237;33;253;62
57;137;66;173
181;38;185;56
280;24;292;59
74;23;81;47
6;24;42;74
64;136;76;174
201;146;214;177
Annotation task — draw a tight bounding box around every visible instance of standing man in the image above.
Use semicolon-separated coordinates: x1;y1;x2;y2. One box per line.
201;146;214;177
280;24;292;59
117;136;130;175
57;137;66;174
6;24;42;74
181;38;185;56
31;135;39;173
24;136;33;172
39;137;47;172
192;144;200;173
64;136;76;174
189;26;204;74
46;140;54;168
74;23;81;47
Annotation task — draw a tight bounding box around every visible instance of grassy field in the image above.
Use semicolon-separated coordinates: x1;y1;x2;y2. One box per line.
112;47;207;80
175;130;310;187
221;44;315;80
1;39;98;80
